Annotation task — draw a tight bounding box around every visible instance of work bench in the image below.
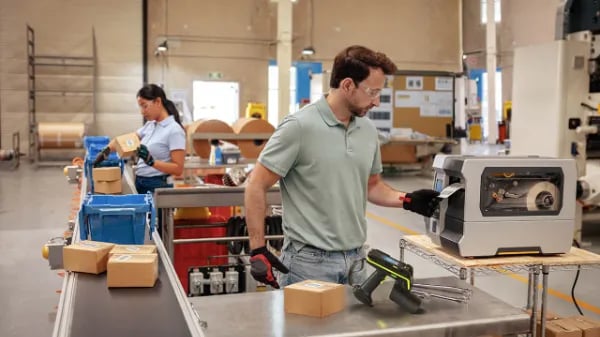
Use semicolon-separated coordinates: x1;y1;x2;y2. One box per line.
191;276;529;337
399;234;600;337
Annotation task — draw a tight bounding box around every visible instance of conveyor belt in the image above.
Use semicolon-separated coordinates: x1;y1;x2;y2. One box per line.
53;164;205;337
70;252;193;337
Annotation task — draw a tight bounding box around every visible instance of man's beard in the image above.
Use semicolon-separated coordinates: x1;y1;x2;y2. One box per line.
348;101;370;118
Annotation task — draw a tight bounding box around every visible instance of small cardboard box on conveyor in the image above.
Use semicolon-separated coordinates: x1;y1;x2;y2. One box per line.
107;253;158;288
63;240;115;274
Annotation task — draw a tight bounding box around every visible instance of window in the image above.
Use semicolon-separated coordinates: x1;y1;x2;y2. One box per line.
267;65;297;127
481;0;501;24
192;81;239;125
480;70;502;137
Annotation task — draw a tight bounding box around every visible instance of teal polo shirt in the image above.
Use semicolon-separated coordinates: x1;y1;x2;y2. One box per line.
258;96;382;251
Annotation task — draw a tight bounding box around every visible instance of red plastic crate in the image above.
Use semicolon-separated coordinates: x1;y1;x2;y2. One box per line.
204;174;234;220
174;215;228;294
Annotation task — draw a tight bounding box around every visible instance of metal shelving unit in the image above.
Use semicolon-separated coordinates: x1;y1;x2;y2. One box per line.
399;235;600;337
26;25;97;166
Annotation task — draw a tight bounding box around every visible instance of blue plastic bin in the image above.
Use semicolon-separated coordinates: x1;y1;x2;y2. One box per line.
84;144;124;193
83;136;111;150
78;193;155;244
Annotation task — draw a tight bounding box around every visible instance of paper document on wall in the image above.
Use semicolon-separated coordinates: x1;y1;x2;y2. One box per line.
406;76;423;90
420;91;453;117
394;91;423;107
435;77;453;91
420;105;452;117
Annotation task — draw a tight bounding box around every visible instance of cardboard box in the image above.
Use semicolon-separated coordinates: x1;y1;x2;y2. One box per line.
525;308;563;335
63;241;115;274
380;144;417;164
114;132;140;158
92;167;121;182
538;319;583;337
107;254;158;288
567;316;600;337
284;280;346;318
110;245;157;256
526;309;562;321
94;180;122;194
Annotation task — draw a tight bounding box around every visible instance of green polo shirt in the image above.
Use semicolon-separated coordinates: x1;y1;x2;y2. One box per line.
258;96;382;251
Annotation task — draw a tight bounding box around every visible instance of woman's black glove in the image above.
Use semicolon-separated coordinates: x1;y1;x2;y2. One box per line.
136;144;155;166
402;189;440;217
93;146;111;167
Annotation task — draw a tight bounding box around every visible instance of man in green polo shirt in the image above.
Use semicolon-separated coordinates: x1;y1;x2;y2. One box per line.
245;45;440;288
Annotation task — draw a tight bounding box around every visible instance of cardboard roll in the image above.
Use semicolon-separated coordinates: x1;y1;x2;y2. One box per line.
232;118;274;159
526;182;559;211
0;149;15;161
37;122;85;149
186;119;234;158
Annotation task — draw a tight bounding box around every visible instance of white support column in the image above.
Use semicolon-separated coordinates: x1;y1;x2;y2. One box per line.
486;0;498;144
276;0;293;126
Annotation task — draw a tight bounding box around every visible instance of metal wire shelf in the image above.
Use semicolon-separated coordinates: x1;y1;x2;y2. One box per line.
400;238;600;279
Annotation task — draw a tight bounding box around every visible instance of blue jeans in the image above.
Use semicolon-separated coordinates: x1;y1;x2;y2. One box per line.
277;240;367;287
135;175;172;195
135;175;172;236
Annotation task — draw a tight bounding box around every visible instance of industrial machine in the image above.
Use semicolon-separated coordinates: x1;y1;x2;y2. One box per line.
427;155;577;257
511;0;600;241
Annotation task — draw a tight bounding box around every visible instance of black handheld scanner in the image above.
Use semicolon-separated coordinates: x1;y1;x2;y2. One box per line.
353;249;423;314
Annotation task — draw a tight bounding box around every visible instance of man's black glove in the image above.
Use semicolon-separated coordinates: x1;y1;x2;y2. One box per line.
93;146;111;167
136;144;155;166
402;189;440;217
250;246;289;289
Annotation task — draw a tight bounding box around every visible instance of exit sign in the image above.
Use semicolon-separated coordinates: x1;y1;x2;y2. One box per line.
208;72;223;80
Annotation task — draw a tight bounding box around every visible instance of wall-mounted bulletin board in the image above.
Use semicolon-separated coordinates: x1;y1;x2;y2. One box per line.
393;72;455;138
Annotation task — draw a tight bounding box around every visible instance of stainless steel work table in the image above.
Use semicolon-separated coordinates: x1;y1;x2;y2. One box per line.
190;276;529;337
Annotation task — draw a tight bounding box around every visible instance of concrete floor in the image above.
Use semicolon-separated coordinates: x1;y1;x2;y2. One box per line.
2;147;600;336
0;164;72;337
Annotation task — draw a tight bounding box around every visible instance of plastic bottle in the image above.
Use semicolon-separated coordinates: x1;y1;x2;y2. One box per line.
215;146;223;165
209;145;217;165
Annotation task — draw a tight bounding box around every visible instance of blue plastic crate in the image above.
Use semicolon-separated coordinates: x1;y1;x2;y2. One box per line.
78;193;155;244
83;136;111;151
84;144;124;193
85;144;121;165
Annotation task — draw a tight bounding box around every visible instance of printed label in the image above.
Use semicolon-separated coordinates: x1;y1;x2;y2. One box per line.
438;183;465;199
304;282;323;288
125;139;134;147
116;255;132;262
80;242;98;248
126;246;140;252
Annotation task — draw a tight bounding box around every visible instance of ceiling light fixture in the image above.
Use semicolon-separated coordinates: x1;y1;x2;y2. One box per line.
157;40;168;52
301;46;315;55
301;0;316;57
